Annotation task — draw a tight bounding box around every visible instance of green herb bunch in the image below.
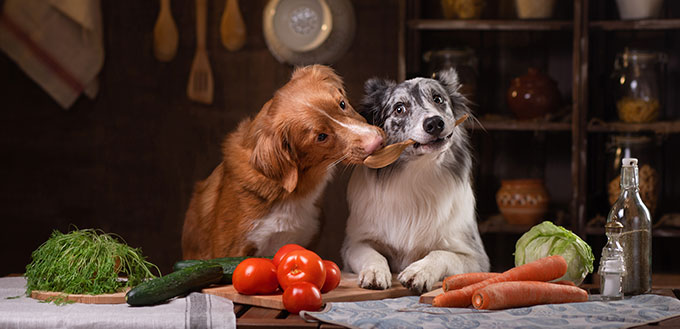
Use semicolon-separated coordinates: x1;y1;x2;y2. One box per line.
25;228;160;295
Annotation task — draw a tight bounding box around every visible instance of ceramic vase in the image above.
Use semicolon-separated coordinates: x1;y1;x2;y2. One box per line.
496;179;550;225
507;68;561;120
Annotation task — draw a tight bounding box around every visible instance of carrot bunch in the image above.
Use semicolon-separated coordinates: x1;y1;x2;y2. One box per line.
432;255;588;310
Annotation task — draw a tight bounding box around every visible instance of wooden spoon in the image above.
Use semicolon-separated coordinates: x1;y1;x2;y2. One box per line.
363;139;416;169
153;0;179;62
187;0;214;104
363;114;470;169
220;0;246;51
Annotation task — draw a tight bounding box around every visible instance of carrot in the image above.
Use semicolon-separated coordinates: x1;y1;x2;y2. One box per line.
552;280;576;286
432;255;568;308
443;272;500;291
471;281;588;310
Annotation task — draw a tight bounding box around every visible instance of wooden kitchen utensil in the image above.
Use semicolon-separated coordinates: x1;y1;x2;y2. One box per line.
363;139;416;169
363;113;470;169
203;273;414;310
153;0;179;62
31;289;129;304
187;0;214;104
220;0;246;51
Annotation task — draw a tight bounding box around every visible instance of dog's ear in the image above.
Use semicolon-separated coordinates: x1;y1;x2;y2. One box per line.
434;68;462;96
360;78;395;126
250;126;298;193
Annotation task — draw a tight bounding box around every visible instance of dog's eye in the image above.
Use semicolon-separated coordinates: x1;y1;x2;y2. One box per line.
433;94;444;104
394;103;407;115
317;133;328;142
339;100;346;110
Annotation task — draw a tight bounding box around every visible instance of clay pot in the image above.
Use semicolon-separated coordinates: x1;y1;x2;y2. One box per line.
496;179;550;225
506;68;561;120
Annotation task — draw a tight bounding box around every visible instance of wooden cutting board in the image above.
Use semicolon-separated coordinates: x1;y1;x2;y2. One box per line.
419;287;443;305
203;272;415;310
31;289;129;304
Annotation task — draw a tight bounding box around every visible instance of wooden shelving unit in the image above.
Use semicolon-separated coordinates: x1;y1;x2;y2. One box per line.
400;0;680;271
590;18;680;30
408;19;573;31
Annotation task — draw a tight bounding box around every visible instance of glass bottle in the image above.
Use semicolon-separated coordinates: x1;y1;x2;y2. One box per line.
598;221;626;301
606;158;652;295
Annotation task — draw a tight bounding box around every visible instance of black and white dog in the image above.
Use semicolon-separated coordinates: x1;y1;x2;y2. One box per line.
341;69;490;294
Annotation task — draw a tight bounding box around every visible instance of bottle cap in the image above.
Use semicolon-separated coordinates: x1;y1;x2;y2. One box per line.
622;158;638;167
605;221;624;233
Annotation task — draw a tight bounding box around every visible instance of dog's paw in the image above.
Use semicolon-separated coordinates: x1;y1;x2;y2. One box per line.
358;266;392;290
398;261;439;294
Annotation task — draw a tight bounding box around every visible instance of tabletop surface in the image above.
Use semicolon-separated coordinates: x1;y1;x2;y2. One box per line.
234;274;680;329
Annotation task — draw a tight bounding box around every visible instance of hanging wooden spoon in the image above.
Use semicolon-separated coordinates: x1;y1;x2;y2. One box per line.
363;114;470;169
220;0;246;51
153;0;179;62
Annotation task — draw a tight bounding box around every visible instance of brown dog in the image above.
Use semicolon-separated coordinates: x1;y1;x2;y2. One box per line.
182;65;385;260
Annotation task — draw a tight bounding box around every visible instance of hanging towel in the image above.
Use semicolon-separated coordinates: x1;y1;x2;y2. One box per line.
0;0;104;109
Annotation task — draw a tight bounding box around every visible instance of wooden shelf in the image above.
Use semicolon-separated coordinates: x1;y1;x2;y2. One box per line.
479;217;534;234
408;19;573;31
474;119;572;132
590;19;680;31
585;226;680;238
587;120;680;134
478;215;572;234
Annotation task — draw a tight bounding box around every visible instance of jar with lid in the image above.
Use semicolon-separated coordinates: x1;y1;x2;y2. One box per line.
423;47;478;103
440;0;485;19
605;134;660;217
612;49;667;123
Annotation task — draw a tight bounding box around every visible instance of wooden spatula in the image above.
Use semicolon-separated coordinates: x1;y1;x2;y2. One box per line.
363;114;470;169
153;0;178;62
220;0;246;51
187;0;214;104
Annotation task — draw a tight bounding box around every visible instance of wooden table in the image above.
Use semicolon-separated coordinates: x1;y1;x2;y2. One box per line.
235;303;341;329
235;274;680;329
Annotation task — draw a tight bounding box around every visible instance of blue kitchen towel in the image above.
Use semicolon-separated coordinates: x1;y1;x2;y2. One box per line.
301;295;680;329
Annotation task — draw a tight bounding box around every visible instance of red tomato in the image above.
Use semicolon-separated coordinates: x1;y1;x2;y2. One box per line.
272;244;306;268
232;258;278;295
320;260;341;293
277;249;326;291
282;282;323;314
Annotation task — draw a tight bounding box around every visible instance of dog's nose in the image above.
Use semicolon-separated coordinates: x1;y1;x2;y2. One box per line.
423;116;445;136
363;134;384;155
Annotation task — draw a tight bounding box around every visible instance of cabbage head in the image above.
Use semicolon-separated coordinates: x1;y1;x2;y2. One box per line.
514;221;594;285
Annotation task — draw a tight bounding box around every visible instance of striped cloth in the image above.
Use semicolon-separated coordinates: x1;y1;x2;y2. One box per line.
0;277;235;329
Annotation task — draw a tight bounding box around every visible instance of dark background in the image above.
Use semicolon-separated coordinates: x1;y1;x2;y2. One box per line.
0;0;399;276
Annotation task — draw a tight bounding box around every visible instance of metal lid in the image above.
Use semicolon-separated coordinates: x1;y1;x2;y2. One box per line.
606;221;624;229
618;48;667;66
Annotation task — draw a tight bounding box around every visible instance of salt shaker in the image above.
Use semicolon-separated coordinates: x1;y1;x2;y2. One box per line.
598;221;626;300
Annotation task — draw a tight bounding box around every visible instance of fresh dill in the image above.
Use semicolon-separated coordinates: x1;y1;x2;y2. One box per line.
24;228;160;297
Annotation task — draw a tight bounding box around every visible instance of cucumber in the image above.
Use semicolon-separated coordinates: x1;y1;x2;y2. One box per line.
126;262;223;306
173;256;271;284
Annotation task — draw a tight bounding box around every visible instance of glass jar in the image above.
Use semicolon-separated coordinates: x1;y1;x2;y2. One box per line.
441;0;485;19
605;135;660;217
612;49;666;123
423;47;478;103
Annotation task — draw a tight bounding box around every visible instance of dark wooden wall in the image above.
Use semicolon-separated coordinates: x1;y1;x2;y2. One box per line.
0;0;399;275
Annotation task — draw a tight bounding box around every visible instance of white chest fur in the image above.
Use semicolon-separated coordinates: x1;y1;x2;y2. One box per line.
245;174;331;256
345;157;477;270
